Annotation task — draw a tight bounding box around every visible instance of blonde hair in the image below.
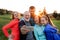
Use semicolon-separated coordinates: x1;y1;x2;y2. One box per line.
41;15;56;28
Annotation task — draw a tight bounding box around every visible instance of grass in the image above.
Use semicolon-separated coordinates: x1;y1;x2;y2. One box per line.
0;14;11;40
0;14;60;40
52;19;60;30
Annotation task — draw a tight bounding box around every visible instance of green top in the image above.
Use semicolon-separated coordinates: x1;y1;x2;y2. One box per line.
34;24;46;40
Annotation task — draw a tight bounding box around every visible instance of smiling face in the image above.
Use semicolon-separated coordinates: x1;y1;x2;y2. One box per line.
24;13;30;20
29;9;35;14
40;16;48;25
29;6;35;18
29;6;35;14
14;13;19;19
34;16;40;24
24;11;30;21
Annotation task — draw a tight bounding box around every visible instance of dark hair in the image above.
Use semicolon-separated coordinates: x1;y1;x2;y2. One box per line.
12;13;14;19
29;6;35;9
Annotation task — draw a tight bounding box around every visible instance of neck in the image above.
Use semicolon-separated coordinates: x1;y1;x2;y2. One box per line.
31;13;35;18
36;23;40;25
24;17;30;22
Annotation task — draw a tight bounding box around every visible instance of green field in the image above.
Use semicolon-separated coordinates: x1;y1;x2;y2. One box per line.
0;14;60;40
0;14;11;40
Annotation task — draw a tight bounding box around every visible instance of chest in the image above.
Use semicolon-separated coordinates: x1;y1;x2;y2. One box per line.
10;24;18;30
24;21;31;26
35;26;45;36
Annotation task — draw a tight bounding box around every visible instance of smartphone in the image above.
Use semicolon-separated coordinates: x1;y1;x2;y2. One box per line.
26;26;34;31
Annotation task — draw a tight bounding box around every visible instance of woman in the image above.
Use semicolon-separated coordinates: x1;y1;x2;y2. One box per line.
2;12;20;40
40;15;60;40
34;16;46;40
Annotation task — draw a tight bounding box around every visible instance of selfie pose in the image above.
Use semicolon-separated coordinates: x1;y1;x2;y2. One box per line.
19;11;35;40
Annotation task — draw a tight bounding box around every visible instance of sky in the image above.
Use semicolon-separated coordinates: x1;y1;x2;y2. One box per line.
0;0;60;14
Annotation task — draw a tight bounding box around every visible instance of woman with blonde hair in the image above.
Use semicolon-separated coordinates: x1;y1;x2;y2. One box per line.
40;15;60;40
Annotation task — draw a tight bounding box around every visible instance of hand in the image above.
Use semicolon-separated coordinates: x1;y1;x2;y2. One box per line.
21;25;30;34
8;34;14;40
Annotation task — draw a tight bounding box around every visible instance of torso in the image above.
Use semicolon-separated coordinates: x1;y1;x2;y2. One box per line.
34;24;46;40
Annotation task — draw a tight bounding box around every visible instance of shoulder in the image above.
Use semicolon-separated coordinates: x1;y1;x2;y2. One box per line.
30;18;34;21
19;20;25;28
20;17;24;21
20;20;24;22
45;24;53;29
10;19;19;24
20;20;25;24
45;24;57;32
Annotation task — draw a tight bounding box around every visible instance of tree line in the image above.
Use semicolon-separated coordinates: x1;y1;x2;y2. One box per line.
53;11;60;20
0;9;13;15
0;9;60;20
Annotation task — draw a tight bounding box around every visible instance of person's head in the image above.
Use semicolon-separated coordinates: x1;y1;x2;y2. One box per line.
40;15;56;27
14;12;19;19
40;15;49;25
34;16;40;25
12;12;19;19
23;11;30;21
29;6;35;18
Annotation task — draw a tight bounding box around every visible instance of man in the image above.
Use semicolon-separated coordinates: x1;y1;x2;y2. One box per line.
19;6;36;40
19;11;35;40
29;6;36;26
29;6;35;18
20;6;36;26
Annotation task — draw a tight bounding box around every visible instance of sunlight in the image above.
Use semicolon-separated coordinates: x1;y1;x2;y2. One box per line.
35;11;39;16
0;0;60;13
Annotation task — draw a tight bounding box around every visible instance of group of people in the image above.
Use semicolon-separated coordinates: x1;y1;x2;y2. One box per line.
2;6;60;40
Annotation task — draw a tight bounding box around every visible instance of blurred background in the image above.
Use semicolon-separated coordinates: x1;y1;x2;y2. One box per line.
0;0;60;40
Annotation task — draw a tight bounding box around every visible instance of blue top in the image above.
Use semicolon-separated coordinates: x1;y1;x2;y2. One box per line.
34;24;46;40
44;24;60;40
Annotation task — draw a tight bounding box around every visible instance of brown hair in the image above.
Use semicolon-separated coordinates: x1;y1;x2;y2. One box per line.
29;6;35;19
11;12;14;19
29;6;35;9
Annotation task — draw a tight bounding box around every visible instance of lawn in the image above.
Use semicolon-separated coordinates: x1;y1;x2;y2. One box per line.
52;19;60;30
0;14;11;40
0;14;60;40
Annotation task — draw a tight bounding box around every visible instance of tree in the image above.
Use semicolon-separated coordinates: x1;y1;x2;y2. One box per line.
53;11;58;18
0;9;7;15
